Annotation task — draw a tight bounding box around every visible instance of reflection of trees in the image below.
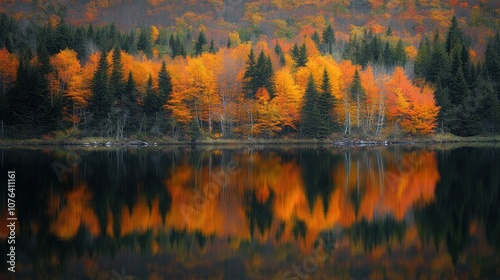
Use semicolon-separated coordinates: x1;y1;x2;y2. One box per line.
348;217;405;252
5;146;498;277
299;149;338;214
292;219;307;240
0;148;177;276
415;148;500;265
245;190;275;238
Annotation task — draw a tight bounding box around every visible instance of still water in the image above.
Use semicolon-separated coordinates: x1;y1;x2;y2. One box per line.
0;145;499;279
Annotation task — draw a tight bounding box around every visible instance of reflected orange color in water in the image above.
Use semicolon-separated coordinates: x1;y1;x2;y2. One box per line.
49;183;100;239
48;149;440;252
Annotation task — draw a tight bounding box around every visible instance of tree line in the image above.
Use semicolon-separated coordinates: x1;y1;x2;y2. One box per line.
0;13;499;140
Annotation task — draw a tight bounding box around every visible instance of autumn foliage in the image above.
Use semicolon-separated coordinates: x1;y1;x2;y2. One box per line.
385;67;439;135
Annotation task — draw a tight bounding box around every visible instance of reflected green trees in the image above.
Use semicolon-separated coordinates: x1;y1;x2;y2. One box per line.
349;217;406;252
299;148;339;215
415;147;500;265
245;189;275;238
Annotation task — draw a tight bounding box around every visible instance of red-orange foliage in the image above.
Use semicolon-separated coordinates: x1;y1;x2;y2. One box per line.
0;48;19;94
385;67;439;135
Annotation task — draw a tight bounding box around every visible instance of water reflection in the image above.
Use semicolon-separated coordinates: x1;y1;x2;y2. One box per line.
0;146;499;279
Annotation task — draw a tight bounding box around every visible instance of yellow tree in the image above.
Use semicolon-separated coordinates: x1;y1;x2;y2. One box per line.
359;66;380;133
167;57;219;135
254;87;282;137
50;49;89;127
273;67;302;131
212;47;247;138
337;60;358;134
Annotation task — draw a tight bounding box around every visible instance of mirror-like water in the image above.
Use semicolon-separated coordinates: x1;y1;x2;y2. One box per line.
1;145;499;279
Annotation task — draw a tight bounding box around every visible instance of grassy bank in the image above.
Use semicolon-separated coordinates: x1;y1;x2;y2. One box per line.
1;133;500;147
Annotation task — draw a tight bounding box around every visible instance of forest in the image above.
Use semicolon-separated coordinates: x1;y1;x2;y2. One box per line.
1;0;500;140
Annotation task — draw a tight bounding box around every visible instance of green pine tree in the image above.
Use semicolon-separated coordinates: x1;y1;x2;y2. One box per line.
317;68;337;137
123;71;139;133
321;24;335;55
301;74;321;138
189;117;202;141
349;69;365;129
158;61;173;106
243;48;257;98
311;31;321;49
426;32;450;84
109;46;125;99
291;43;308;67
394;39;407;66
209;38;216;54
386;26;392;36
89;50;112;126
415;37;430;78
194;30;207;56
137;27;153;57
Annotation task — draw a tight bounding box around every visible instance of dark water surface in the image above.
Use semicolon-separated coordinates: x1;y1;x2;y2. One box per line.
1;145;499;279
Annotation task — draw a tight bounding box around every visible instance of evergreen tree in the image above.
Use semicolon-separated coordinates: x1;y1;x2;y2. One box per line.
243;48;257;98
8;59;31;132
44;20;58;55
37;41;52;75
89;50;111;125
349;69;365;128
261;52;275;98
189;117;202;141
459;90;480;136
445;15;467;54
426;32;450;84
311;31;321;49
209;38;216;54
415;37;430;78
291;43;308;67
383;41;393;67
449;67;468;106
434;75;458;133
274;40;283;55
158;61;173;104
105;23;120;52
109;46;125;99
158;60;173;130
194;30;207;56
55;18;72;52
8;52;55;135
274;41;286;66
123;71;139;133
137;27;153;57
227;37;232;48
73;26;87;60
243;49;275;99
291;43;300;63
301;74;321;138
143;74;160;118
476;76;500;133
298;43;308;67
321;24;335;55
317;68;336;136
120;30;136;54
485;32;500;97
386;26;392;36
169;34;177;55
394;39;407;66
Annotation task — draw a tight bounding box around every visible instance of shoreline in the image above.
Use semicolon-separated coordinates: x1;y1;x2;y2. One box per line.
1;134;500;147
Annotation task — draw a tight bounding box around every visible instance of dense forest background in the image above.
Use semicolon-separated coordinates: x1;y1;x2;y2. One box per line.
0;0;500;140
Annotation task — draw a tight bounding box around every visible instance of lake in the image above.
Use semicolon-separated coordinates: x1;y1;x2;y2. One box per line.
1;145;499;279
